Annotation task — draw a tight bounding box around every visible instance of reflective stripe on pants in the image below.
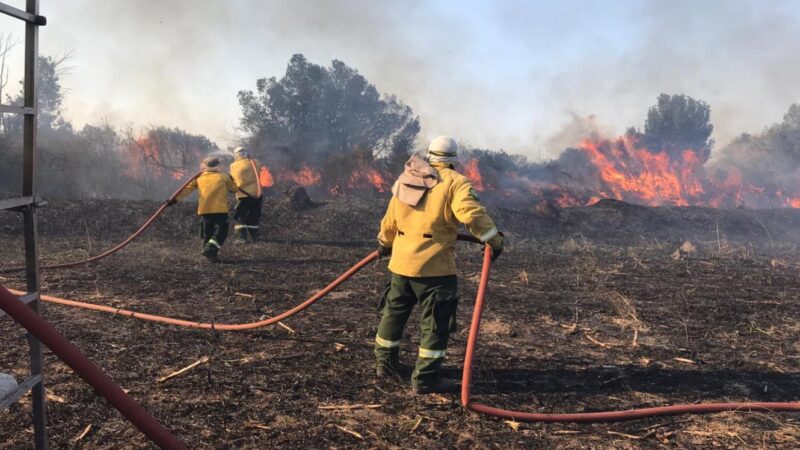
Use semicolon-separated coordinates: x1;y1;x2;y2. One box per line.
375;335;400;348
418;347;446;359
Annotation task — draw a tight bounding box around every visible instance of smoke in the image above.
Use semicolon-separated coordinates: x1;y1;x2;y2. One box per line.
542;114;607;156
709;104;800;202
533;0;800;156
29;1;799;159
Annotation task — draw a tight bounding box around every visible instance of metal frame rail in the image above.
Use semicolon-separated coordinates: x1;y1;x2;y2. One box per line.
0;1;48;448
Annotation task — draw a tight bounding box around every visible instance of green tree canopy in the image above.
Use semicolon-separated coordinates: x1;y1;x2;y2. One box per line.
4;55;72;135
715;103;800;186
238;54;419;170
643;93;714;160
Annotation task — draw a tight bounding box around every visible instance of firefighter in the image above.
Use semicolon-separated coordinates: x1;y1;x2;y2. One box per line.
374;136;503;394
229;146;264;242
168;156;237;262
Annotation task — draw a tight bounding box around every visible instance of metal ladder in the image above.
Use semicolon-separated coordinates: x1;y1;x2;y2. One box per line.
0;1;48;448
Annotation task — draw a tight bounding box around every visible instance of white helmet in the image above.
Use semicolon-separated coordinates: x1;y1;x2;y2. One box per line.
427;136;459;164
233;146;248;159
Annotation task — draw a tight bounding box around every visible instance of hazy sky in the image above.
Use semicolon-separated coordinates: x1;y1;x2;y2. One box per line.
2;0;799;160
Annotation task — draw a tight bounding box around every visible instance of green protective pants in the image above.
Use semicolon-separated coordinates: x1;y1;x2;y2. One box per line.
374;273;458;389
199;213;229;256
233;196;263;241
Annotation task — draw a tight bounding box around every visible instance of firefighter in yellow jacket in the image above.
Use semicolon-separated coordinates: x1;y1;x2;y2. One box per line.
168;157;237;262
375;136;503;394
230;147;264;242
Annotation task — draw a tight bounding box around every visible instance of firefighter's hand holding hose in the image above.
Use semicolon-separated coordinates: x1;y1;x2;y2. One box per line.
487;234;503;262
377;243;392;259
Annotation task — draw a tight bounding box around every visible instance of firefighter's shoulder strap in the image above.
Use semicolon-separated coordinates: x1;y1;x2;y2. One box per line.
391;153;439;206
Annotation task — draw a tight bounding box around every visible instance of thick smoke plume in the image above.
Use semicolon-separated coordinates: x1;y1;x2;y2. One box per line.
35;1;800;155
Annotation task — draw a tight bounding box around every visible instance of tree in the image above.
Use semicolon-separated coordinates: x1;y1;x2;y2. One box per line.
123;126;219;198
702;102;800;208
238;54;419;172
386;118;420;171
772;103;800;163
133;126;218;175
716;103;800;177
624;126;643;142
643;93;714;160
0;51;223;200
0;33;21;135
35;54;73;132
4;54;73;136
75;122;130;198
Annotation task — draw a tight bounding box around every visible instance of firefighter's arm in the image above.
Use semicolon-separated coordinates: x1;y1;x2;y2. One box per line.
229;164;243;188
451;177;503;259
174;179;198;201
377;197;398;248
226;175;238;193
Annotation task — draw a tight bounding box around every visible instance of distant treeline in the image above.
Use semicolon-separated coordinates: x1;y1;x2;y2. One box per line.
1;52;800;205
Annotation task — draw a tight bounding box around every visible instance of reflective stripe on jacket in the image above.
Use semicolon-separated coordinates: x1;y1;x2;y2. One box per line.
378;163;498;277
230;158;261;199
176;170;237;215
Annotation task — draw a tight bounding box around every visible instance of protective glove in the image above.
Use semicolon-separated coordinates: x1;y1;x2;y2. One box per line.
377;244;392;259
487;234;503;262
164;199;177;207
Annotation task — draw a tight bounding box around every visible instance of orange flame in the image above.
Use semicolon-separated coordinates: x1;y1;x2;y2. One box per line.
365;169;389;192
259;165;274;187
125;136;194;180
348;168;390;192
577;138;707;206
113;127;800;209
707;169;743;208
586;196;602;206
552;192;582;208
464;158;485;191
125;136;186;180
285;165;321;186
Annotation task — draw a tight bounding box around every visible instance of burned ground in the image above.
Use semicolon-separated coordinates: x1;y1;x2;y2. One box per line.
1;194;799;449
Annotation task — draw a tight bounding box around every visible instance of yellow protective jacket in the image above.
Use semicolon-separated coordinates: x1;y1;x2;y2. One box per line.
176;169;237;215
230;158;262;199
378;163;499;277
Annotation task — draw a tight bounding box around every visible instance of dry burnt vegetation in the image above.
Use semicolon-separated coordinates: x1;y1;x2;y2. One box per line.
1;192;800;449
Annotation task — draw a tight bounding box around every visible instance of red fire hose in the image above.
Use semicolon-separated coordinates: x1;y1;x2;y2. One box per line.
0;286;186;449
4;201;799;425
0;171;202;273
2;162;261;273
7;250;379;330
250;158;263;199
461;245;800;422
6;238;484;329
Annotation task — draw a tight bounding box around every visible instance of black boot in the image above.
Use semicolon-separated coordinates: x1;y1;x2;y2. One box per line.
376;359;410;378
412;377;460;395
375;347;409;378
202;245;221;263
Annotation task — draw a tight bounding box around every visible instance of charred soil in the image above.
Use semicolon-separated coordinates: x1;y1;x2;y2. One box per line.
1;195;799;449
